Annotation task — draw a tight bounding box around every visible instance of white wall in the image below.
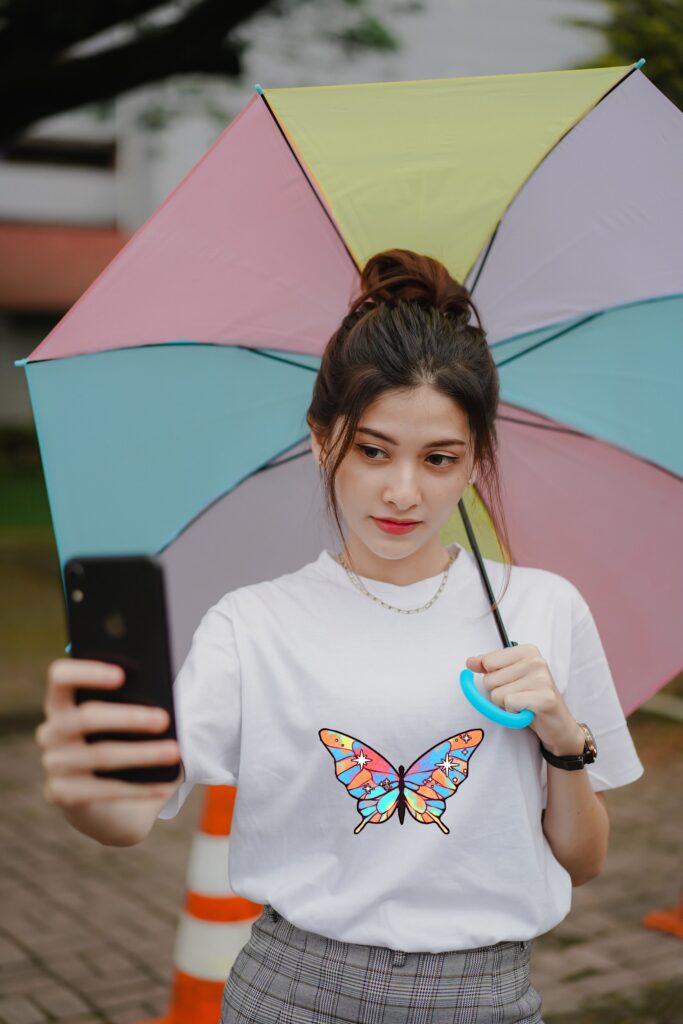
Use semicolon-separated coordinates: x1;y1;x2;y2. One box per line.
0;164;117;225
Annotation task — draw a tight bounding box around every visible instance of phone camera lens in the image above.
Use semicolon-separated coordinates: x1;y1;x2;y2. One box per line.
67;562;85;585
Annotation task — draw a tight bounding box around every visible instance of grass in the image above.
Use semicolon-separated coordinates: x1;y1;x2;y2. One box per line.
0;526;66;729
0;426;52;528
1;475;52;528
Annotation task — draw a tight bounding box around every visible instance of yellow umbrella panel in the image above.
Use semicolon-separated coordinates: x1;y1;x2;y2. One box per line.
265;66;631;282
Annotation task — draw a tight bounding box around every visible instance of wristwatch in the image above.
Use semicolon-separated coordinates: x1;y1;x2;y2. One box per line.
539;722;598;771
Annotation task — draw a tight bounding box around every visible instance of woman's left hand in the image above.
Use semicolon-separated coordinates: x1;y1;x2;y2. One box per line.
465;644;584;754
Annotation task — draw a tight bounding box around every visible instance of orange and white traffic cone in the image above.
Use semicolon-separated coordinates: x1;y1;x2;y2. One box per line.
641;883;683;940
147;786;263;1024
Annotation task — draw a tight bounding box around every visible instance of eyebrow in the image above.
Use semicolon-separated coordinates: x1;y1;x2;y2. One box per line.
356;427;467;448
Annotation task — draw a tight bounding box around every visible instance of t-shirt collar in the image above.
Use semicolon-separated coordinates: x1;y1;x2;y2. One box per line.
315;541;474;608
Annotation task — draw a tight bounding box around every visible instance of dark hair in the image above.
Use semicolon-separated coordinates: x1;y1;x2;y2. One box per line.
306;247;513;612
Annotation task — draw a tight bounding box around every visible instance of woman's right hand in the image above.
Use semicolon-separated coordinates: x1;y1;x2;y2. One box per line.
36;658;183;810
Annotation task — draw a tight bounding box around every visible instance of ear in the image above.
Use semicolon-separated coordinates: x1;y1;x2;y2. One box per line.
309;428;323;466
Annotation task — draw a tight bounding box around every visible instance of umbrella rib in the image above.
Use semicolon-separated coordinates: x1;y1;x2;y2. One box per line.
498;410;682;484
493;312;602;368
255;445;312;473
468;62;644;298
156;433;312;555
255;91;360;277
236;344;320;371
496;413;587;438
236;335;592;444
468;222;501;295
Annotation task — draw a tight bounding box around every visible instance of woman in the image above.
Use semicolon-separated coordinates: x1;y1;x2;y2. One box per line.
37;249;644;1023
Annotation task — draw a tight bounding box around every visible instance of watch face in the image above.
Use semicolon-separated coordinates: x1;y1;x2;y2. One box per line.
580;723;598;757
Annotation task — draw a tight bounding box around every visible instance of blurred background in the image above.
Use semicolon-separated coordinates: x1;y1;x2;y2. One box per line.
1;2;682;1022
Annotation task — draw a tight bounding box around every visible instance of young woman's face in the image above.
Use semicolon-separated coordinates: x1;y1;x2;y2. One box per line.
311;385;477;569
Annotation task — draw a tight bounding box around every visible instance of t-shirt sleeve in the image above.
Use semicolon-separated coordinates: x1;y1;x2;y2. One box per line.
541;583;644;809
157;596;241;820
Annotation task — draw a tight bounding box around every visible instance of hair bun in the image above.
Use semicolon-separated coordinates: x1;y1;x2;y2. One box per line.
352;248;481;329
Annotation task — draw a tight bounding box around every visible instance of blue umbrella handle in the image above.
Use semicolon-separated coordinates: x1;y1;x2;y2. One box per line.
460;668;535;729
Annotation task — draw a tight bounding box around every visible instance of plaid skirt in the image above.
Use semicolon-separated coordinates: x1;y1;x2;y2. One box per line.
219;904;544;1024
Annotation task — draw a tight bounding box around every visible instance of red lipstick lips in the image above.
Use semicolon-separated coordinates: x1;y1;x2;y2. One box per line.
372;517;421;535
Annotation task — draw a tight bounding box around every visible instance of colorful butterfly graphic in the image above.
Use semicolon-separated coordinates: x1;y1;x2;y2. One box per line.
318;728;484;834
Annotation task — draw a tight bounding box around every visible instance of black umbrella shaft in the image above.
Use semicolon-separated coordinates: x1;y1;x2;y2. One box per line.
457;498;516;650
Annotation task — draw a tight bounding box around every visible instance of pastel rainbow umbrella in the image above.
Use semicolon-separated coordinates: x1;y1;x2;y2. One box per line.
15;60;683;718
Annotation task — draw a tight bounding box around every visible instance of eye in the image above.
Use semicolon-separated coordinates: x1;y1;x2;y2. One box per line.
426;453;459;467
356;444;385;460
356;444;459;468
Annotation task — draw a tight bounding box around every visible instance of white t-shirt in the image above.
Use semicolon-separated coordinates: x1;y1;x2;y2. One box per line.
158;541;644;952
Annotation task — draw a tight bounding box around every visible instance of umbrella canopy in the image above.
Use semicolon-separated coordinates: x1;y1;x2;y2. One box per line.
16;62;682;716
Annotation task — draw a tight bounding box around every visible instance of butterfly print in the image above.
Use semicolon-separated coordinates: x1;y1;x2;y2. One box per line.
319;728;484;834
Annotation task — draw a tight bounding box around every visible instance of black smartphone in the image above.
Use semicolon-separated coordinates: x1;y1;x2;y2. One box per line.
64;555;180;784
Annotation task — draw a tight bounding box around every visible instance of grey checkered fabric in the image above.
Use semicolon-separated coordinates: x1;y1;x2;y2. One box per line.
219;905;544;1024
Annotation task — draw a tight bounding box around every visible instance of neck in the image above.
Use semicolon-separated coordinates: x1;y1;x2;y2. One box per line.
336;539;457;586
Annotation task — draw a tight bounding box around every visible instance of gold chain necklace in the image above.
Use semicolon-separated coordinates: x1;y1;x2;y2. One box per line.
334;549;457;614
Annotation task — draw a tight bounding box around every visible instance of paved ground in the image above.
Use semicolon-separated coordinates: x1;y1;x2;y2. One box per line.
1;709;681;1024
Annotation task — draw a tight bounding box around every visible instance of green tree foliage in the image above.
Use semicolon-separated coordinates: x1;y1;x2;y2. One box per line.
565;0;683;109
339;15;399;51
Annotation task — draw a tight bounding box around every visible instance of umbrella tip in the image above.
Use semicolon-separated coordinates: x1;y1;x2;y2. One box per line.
14;357;28;367
254;83;264;95
633;57;646;69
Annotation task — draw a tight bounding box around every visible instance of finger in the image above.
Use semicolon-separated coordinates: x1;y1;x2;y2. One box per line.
43;775;179;808
490;686;517;711
467;645;537;673
481;663;535;692
499;692;539;713
42;738;180;777
45;659;126;714
503;689;558;715
490;685;544;713
487;674;543;706
36;702;170;749
465;651;515;673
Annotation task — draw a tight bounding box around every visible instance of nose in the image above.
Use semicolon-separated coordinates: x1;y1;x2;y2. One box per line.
382;464;421;511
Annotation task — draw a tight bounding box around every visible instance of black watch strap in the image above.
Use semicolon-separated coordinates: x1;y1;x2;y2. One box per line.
540;744;588;770
539;724;597;771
